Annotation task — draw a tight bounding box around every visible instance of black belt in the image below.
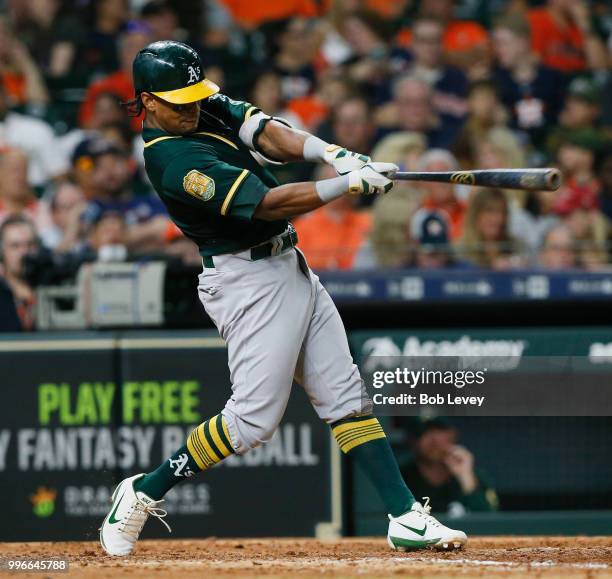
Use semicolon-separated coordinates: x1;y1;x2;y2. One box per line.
203;228;298;268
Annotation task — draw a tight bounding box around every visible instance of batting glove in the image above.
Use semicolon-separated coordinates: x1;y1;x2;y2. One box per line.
324;145;371;175
347;162;398;195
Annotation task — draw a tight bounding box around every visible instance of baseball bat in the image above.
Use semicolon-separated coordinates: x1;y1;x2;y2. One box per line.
393;168;562;191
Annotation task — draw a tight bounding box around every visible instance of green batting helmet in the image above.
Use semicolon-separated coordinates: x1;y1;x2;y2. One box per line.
133;41;219;104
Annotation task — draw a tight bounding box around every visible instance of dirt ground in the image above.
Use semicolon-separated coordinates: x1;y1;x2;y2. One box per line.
1;537;611;579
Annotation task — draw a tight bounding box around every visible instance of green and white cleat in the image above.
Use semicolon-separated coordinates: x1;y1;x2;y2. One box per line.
99;473;171;556
387;498;467;551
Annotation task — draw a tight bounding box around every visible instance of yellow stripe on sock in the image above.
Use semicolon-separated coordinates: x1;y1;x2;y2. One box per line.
340;431;387;453
209;415;232;458
335;425;384;446
332;417;379;437
187;426;214;469
196;424;222;463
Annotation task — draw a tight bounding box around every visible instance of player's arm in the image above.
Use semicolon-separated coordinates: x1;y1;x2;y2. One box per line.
241;115;371;175
254;163;398;221
206;94;370;173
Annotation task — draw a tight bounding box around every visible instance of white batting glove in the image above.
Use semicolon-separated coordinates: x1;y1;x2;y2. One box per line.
323;144;371;175
347;162;398;195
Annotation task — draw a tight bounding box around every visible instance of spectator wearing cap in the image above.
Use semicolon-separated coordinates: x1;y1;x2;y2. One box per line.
0;215;39;330
547;78;605;155
78;138;171;253
293;164;371;270
417;149;466;239
492;15;565;148
0;83;66;190
410;208;465;269
457;188;525;270
398;418;498;515
79;23;152;134
527;0;607;73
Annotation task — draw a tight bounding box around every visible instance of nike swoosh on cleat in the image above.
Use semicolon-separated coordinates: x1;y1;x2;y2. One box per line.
397;522;427;536
108;490;126;524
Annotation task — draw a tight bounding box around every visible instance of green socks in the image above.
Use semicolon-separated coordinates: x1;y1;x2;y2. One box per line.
135;445;199;500
134;414;234;500
332;415;415;517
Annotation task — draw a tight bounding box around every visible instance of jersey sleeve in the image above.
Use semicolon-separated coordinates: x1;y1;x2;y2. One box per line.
162;151;269;220
204;93;260;133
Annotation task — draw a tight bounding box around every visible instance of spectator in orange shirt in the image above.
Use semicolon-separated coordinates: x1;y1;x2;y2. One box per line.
527;0;607;73
79;23;152;133
417;149;466;240
220;0;317;29
294;165;372;270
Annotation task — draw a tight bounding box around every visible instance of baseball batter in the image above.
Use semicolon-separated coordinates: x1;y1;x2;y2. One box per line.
99;41;466;556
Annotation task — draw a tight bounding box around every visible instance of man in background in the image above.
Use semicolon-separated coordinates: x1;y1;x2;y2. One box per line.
0;215;39;330
399;418;498;515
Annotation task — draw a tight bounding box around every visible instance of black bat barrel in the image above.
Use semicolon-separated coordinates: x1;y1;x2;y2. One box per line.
394;168;562;191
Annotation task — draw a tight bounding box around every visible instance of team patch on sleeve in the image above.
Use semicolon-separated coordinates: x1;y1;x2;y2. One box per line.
183;170;215;201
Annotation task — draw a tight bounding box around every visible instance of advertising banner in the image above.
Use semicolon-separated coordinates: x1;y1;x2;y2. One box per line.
0;333;332;541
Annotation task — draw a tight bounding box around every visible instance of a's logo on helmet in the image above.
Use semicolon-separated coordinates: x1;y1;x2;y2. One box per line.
183;170;215;201
187;65;201;84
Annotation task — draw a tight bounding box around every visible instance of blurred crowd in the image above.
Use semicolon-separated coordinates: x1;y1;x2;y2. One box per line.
0;0;610;329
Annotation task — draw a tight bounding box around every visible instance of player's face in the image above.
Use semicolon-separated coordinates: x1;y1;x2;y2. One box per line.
144;93;201;135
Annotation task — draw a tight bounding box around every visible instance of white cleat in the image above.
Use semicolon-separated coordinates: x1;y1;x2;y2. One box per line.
99;473;171;556
387;497;467;551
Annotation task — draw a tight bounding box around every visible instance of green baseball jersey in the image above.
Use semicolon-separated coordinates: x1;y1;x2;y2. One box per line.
143;94;288;256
